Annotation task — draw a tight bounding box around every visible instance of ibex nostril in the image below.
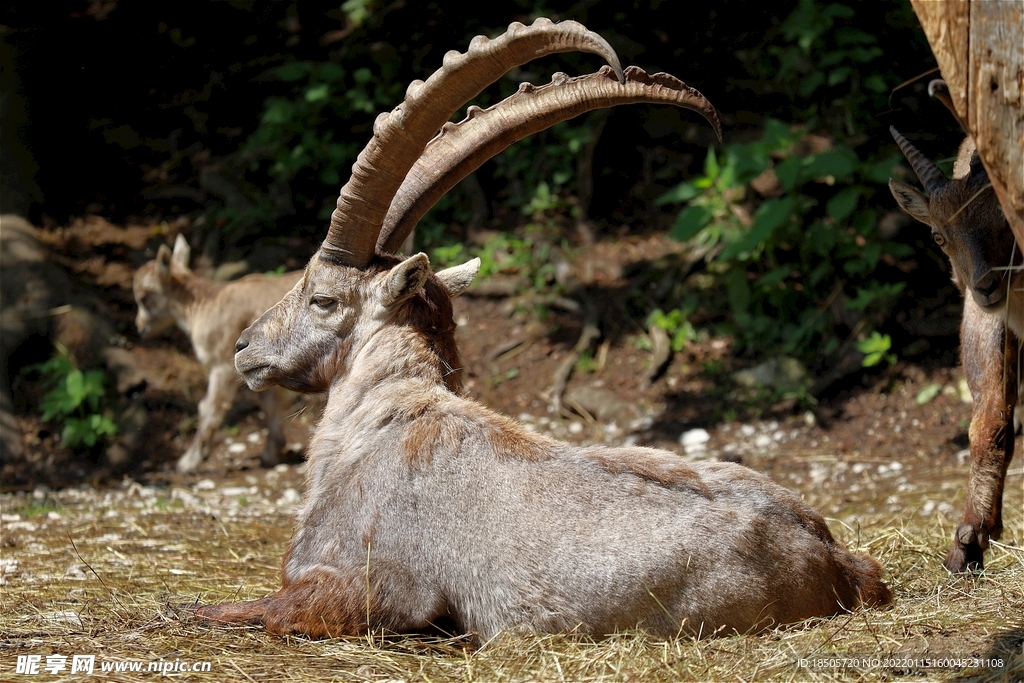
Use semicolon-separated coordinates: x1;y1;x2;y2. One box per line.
973;271;1001;299
235;337;249;354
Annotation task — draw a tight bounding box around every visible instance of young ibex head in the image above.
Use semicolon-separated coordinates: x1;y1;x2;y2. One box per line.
235;18;722;395
888;127;1022;317
133;234;192;338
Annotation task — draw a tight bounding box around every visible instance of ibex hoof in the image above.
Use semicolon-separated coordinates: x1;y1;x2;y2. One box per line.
944;523;987;572
176;449;202;474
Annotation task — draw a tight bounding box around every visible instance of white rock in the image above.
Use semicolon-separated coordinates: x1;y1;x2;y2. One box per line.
680;428;711;448
194;479;216;491
227;442;247;454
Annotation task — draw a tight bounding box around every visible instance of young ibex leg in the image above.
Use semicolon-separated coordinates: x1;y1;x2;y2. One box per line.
256;387;289;467
195;567;370;638
946;304;1018;572
177;364;240;474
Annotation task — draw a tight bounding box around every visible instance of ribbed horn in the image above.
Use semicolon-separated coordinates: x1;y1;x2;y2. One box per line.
890;125;947;194
377;66;722;253
321;18;623;267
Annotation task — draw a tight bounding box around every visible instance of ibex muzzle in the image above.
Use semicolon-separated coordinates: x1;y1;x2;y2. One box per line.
889;127;1021;572
196;19;890;640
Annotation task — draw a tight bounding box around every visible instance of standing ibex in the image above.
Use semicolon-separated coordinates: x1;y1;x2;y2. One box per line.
133;235;303;473
889;127;1022;572
196;19;891;640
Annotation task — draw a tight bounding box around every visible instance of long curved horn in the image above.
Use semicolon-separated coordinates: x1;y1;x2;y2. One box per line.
377;66;722;253
321;18;623;267
890;126;947;195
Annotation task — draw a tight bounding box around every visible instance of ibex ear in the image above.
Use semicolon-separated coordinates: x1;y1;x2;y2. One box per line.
384;253;431;307
888;179;932;226
155;244;173;275
171;234;191;271
435;258;481;298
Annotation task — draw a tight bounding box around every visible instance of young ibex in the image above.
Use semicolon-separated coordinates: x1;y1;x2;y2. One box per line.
889;128;1022;572
133;235;303;473
196;19;891;640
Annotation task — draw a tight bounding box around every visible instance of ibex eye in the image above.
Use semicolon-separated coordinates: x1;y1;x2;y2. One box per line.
933;233;947;247
311;295;336;309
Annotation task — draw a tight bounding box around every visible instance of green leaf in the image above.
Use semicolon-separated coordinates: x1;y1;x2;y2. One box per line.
826;187;860;222
656;182;700;206
262;99;294;125
775;157;803;191
726;268;751;315
862;155;900;183
864;73;888;93
305;84;330;103
827;66;851;86
719;197;794;260
65;370;86;408
857;332;893;368
803;148;858;182
704;147;720;180
798;71;825;98
276;62;311;82
318;62;345;82
669;205;714;242
915;383;942;405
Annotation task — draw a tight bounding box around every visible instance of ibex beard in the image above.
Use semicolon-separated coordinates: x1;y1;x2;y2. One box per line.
194;250;891;641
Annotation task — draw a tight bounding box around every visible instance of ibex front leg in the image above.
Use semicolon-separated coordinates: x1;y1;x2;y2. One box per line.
195;567;372;638
177;364;239;473
947;300;1019;572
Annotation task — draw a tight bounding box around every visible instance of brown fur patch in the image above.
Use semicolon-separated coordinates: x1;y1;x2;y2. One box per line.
197;567;374;639
584;448;713;498
486;414;551;461
402;414;442;468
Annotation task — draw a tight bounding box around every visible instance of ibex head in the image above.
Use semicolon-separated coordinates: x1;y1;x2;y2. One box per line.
235;253;479;394
133;234;192;337
234;18;721;394
888;127;1021;314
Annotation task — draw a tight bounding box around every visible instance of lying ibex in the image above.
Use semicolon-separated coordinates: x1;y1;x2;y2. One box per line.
889;127;1022;572
196;19;891;640
133;235;303;473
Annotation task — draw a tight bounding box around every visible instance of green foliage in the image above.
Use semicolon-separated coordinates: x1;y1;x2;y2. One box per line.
657;0;915;362
646;303;698;353
430;232;557;292
659;118;907;358
28;353;117;451
857;332;896;368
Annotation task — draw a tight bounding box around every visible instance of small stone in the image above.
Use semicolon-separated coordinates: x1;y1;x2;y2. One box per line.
680;428;711;448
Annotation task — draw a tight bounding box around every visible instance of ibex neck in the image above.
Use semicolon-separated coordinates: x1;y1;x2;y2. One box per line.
329;325;462;413
172;271;223;334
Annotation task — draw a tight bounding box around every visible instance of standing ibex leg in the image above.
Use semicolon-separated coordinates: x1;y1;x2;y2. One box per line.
177;364;239;474
947;302;1018;572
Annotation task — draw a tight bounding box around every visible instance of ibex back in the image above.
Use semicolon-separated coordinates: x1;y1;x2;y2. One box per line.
196;19;891;640
889;127;1022;571
133;235;303;473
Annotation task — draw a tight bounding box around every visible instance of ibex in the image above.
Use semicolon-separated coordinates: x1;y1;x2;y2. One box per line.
133;235;303;473
196;19;891;640
889;127;1022;572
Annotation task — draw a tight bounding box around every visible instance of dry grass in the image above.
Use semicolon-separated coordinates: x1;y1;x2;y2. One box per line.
2;461;1022;682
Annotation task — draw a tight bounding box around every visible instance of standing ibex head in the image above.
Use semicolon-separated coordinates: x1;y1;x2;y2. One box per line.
888;127;1021;317
235;18;722;395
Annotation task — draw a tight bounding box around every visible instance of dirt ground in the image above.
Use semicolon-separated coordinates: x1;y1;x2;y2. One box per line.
1;218;1022;681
